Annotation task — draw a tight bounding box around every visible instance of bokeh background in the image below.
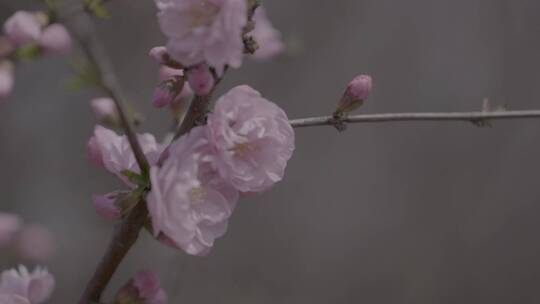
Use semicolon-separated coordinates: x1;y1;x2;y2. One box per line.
2;0;540;303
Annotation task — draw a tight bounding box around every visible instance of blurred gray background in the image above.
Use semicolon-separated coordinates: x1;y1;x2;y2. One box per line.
2;0;540;303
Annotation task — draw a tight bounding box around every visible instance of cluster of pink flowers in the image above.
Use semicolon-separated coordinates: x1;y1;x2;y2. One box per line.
0;213;55;262
0;265;55;304
0;11;72;100
147;85;295;255
152;0;284;88
88;85;295;255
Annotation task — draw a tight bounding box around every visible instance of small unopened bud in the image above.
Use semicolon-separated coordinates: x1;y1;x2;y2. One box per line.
3;11;42;45
149;46;168;64
152;76;185;108
91;97;120;126
187;63;214;96
115;270;168;304
92;191;128;221
0;61;14;100
336;74;372;115
39;24;72;55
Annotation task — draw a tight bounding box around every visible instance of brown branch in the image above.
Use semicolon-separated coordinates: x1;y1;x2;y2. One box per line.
289;110;540;128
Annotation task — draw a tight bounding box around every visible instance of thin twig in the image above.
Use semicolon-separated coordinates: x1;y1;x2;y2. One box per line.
289;110;540;128
70;14;149;172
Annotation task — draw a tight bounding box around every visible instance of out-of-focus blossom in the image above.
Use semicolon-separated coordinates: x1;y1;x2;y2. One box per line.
147;126;238;256
155;0;248;74
186;63;214;96
116;270;167;304
92;191;126;220
207;85;295;193
88;126;164;185
336;74;372;114
0;265;55;304
0;61;14;100
250;7;284;60
38;24;72;55
3;12;42;46
0;36;15;58
16;225;55;262
0;213;21;247
90;97;119;126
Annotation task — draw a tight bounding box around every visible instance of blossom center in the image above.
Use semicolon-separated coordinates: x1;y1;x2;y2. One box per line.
190;1;220;28
230;142;261;157
189;187;207;204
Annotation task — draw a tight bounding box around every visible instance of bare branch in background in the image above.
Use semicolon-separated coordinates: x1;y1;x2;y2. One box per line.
290;110;540;129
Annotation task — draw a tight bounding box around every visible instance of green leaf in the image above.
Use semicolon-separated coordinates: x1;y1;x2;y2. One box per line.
14;45;42;62
84;0;111;18
65;60;101;91
121;170;149;187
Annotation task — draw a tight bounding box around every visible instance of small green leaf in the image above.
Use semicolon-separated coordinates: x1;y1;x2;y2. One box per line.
14;45;42;61
121;170;149;187
65;60;101;91
85;0;111;18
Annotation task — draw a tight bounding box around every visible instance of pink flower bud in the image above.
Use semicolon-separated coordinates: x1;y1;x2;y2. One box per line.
92;192;124;220
115;270;167;304
39;24;72;55
0;61;14;100
337;74;372;114
152;86;175;108
187;63;214;96
0;36;15;58
149;46;168;64
3;11;42;45
153;77;185;108
16;224;56;262
90;97;119;125
0;212;21;247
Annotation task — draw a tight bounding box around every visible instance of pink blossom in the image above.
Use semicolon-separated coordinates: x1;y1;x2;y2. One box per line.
90;97;119;125
0;213;21;247
38;24;72;55
186;63;214;95
250;7;284;60
3;12;42;46
16;225;55;262
337;74;372;113
147;126;238;256
86;136;104;168
92;192;124;220
155;0;248;74
88;126;164;185
0;265;55;304
0;61;14;100
207;85;295;192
